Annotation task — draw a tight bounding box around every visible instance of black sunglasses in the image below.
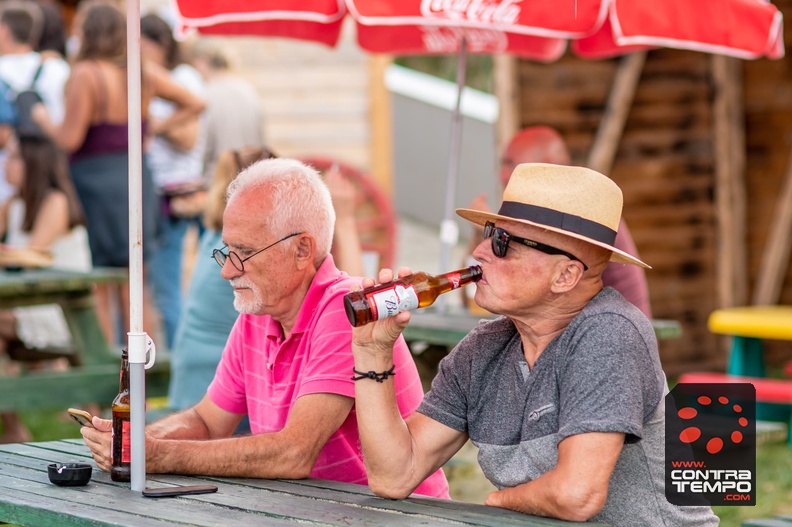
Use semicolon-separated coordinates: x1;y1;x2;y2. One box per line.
483;222;588;271
212;232;303;272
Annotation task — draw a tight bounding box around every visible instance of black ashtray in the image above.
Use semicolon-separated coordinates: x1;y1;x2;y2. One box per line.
48;463;92;486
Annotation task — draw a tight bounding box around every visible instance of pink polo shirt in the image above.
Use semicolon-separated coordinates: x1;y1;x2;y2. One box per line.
208;255;449;498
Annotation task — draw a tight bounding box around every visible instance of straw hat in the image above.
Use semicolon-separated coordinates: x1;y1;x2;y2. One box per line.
456;163;650;268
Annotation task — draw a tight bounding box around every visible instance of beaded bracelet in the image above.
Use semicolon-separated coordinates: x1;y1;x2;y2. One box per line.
351;365;396;383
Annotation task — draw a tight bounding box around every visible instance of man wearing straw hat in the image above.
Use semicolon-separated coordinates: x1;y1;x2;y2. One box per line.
351;164;718;525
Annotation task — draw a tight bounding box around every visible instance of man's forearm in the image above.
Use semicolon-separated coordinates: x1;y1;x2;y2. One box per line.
353;353;425;498
147;408;212;440
146;432;311;478
485;463;608;521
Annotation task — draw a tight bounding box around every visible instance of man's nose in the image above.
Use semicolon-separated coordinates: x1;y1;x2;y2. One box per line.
472;237;492;262
220;259;241;280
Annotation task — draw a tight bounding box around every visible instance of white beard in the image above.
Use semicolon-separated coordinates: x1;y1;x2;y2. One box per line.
230;278;263;315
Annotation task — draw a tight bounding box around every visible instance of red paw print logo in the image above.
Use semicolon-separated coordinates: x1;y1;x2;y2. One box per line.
677;395;749;454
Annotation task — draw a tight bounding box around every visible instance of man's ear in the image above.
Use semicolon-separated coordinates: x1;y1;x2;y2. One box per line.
549;260;584;293
293;234;315;269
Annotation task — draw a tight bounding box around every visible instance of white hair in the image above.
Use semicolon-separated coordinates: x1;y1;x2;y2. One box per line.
226;158;335;262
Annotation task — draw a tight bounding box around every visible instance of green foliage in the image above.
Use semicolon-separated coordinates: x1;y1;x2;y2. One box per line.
394;55;495;93
20;408;82;441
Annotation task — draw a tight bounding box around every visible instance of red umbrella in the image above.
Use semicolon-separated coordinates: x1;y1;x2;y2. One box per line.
174;0;785;273
176;0;346;45
177;0;784;60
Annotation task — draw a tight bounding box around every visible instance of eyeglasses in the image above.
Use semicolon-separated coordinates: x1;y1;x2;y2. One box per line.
212;232;303;272
483;222;588;271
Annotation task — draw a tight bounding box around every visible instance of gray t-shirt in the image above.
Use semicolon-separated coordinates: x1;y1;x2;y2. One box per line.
418;287;718;526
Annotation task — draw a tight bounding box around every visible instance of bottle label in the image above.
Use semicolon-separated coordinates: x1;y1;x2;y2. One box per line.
447;271;462;289
121;420;131;463
367;284;419;320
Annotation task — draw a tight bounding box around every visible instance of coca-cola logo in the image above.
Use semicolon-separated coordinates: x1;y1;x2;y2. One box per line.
420;0;522;25
421;26;509;54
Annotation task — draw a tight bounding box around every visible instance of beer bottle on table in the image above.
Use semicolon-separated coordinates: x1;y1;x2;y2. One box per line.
344;265;482;327
110;348;131;482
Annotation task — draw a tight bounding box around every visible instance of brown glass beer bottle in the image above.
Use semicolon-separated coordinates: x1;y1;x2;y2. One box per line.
344;265;482;327
110;348;131;482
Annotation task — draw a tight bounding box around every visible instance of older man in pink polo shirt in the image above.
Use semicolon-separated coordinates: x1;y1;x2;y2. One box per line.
81;158;449;498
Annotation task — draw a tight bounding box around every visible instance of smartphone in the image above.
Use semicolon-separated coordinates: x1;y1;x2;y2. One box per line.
67;408;95;428
143;485;218;498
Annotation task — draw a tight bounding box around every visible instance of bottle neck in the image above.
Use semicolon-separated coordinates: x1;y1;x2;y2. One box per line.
119;354;129;391
436;265;482;292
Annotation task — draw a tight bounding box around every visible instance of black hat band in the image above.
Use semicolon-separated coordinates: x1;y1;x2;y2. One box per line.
498;201;617;246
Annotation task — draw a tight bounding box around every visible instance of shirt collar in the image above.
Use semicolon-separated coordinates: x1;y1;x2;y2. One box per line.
288;254;346;336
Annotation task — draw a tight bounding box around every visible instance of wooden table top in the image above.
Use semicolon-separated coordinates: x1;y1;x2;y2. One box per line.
404;308;682;348
0;267;128;295
0;440;607;527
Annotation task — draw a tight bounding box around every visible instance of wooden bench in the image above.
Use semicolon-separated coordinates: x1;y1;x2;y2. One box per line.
743;516;792;526
677;371;792;445
677;372;792;404
0;268;169;412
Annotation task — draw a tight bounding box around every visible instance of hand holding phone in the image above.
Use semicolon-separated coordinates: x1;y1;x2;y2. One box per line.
67;408;96;428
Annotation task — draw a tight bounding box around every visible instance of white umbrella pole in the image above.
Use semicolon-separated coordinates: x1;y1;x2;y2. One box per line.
126;0;147;493
437;37;468;311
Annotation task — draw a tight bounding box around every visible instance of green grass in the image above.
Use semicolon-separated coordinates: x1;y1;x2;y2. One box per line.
17;408;84;442
714;440;792;526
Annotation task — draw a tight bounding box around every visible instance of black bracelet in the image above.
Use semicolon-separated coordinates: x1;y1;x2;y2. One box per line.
351;365;396;383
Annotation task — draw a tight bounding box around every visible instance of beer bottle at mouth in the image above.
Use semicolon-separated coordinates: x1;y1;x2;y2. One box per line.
344;266;482;327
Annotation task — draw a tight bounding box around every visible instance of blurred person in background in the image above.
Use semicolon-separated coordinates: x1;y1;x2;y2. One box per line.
0;134;90;443
0;0;69;203
167;146;275;421
190;39;264;181
32;0;204;347
140;12;207;350
33;0;67;59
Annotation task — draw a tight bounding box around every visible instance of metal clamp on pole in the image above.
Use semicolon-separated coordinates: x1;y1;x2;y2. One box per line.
127;331;153;492
128;332;157;369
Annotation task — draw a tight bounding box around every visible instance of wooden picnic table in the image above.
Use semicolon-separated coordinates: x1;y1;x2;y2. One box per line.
0;268;169;412
403;308;682;390
404;308;682;349
0;440;608;527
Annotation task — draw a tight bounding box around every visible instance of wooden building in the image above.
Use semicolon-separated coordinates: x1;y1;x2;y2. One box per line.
496;2;792;375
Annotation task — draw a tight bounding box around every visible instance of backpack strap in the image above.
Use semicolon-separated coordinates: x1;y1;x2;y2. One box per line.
28;54;45;91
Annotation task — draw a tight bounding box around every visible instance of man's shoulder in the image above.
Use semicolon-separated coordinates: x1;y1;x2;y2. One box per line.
578;288;654;334
40;56;70;78
322;275;358;299
0;53;32;84
455;315;517;358
172;64;205;93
